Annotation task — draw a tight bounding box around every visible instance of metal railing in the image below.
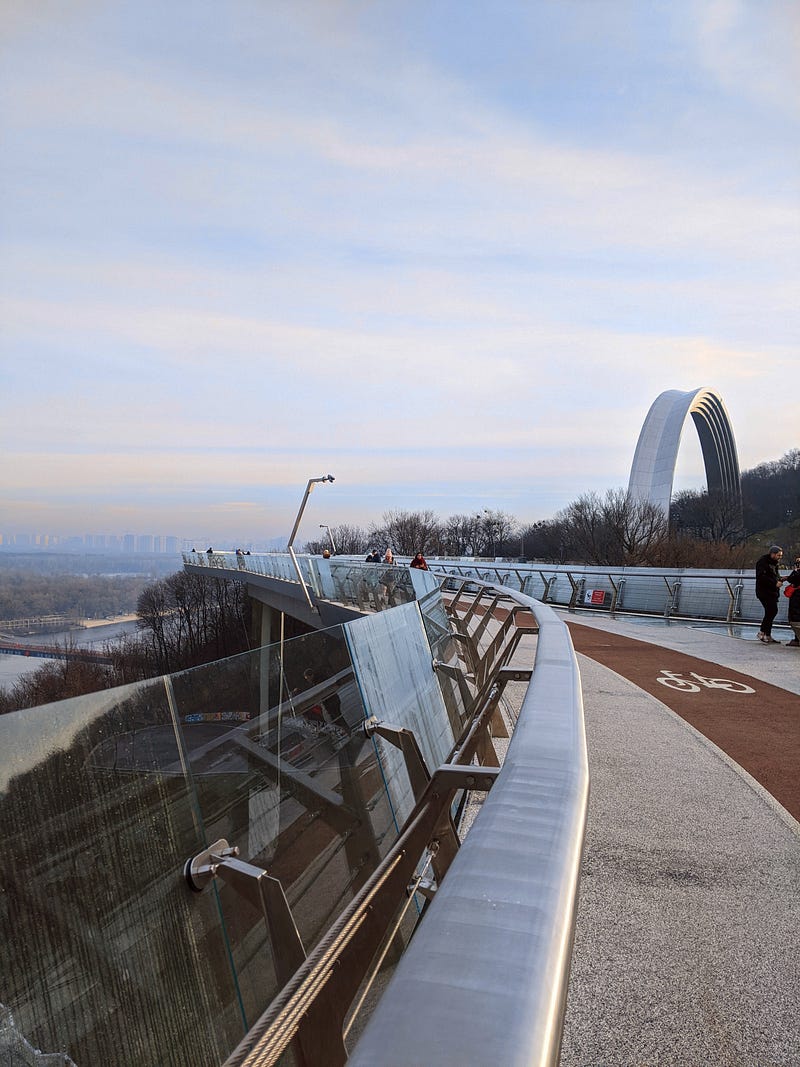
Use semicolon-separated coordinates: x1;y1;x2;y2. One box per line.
422;560;779;626
182;551;785;628
217;579;587;1067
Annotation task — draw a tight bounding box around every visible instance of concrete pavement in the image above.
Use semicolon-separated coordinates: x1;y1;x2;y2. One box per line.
559;613;800;1066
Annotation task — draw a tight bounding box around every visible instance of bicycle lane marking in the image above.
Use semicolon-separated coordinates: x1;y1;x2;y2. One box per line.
656;670;755;694
566;621;800;821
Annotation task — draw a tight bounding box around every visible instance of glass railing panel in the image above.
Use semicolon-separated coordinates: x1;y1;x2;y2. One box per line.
0;678;244;1067
329;562;384;612
333;561;416;613
167;627;402;1030
407;566;439;601
345;602;458;825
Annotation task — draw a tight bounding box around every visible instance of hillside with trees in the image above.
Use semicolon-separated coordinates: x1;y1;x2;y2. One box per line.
0;573;252;714
0;573;149;623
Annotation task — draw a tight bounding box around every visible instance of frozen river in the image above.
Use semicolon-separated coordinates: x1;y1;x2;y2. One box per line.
0;617;140;688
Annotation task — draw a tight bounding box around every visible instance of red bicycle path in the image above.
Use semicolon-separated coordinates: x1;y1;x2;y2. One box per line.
566;621;800;822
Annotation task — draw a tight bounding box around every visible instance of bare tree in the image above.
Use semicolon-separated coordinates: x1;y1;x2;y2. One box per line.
369;510;444;556
441;514;483;556
519;520;570;563
304;523;370;555
481;510;516;556
557;489;668;566
671;489;744;545
603;489;668;564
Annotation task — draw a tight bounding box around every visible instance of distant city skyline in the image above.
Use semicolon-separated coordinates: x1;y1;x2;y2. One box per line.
0;532;183;553
2;4;797;544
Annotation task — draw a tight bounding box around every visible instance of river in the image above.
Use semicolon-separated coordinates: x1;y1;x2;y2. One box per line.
0;617;141;688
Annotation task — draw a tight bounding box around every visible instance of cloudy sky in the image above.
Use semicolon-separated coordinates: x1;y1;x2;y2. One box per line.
1;1;798;546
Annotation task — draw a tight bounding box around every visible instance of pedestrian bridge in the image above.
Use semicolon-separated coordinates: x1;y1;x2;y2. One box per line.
184;548;793;630
0;554;797;1065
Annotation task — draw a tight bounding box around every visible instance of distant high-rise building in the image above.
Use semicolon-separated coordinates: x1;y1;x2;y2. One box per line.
137;534;154;553
123;533;136;553
165;536;180;554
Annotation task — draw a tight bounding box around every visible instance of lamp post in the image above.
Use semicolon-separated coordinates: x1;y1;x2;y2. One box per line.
484;508;497;557
319;524;336;554
287;475;335;610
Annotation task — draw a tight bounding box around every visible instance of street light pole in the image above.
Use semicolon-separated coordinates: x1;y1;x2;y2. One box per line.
287;475;335;611
319;524;336;554
484;508;496;557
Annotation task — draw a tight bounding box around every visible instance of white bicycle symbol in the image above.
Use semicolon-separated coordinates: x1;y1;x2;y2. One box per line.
656;670;754;694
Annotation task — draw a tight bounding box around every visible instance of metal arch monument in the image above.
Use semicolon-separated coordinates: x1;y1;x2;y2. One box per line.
628;387;742;517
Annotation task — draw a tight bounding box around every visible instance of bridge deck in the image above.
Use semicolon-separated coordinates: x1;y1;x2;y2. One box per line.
558;613;799;1066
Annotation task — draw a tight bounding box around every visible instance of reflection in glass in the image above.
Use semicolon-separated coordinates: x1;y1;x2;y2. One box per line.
346;603;458;825
167;627;402;1029
0;679;243;1067
1;591;466;1064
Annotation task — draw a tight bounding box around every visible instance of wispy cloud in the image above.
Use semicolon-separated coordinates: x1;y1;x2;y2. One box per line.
1;2;797;538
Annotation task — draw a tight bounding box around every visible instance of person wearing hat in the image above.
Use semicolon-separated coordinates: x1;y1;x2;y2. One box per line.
754;545;785;643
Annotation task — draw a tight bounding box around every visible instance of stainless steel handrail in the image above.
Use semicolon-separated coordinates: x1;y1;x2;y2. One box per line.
348;584;588;1067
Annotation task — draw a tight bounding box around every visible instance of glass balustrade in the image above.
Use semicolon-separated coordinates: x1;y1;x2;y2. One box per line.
0;677;243;1067
183;550;787;628
0;585;464;1066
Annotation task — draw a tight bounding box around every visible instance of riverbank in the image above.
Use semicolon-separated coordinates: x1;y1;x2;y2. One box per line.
0;616;141;687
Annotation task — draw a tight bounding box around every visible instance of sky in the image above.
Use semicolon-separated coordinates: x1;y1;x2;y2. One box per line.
1;1;798;548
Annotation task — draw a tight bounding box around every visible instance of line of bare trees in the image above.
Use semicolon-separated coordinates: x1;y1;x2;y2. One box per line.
304;450;800;569
305;494;753;569
0;573;251;713
305;509;518;558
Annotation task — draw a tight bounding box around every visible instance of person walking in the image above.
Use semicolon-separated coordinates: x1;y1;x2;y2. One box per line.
783;554;800;647
410;551;429;570
755;544;784;643
381;549;396;605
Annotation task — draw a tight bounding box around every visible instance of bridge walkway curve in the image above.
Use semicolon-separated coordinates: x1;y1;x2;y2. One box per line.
557;612;799;1066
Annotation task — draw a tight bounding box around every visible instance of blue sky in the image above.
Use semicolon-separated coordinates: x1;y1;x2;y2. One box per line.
1;1;798;546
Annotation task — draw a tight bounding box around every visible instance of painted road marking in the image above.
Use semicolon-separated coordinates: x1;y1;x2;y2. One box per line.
656;670;755;694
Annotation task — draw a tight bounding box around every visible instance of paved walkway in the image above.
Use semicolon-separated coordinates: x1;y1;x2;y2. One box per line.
558;612;800;1066
566;619;800;821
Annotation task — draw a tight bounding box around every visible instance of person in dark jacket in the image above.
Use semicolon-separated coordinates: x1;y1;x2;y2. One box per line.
783;554;800;647
754;545;784;643
410;552;429;570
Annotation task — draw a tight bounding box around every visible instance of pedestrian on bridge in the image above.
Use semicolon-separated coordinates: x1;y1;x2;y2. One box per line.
783;554;800;647
755;545;784;643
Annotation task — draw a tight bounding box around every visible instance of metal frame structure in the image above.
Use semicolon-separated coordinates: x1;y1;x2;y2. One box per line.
422;562;753;624
349;581;587;1067
184;553;768;627
182;579;586;1067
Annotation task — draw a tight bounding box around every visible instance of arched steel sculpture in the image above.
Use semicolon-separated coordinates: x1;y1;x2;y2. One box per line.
628;387;742;517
